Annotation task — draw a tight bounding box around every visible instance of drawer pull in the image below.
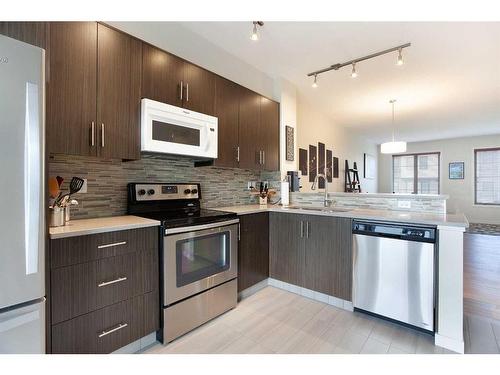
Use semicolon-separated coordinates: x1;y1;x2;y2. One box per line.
98;323;128;338
97;241;127;249
98;276;127;288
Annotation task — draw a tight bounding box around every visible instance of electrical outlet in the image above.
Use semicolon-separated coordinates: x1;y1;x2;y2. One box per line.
247;181;255;190
79;179;88;194
398;200;411;209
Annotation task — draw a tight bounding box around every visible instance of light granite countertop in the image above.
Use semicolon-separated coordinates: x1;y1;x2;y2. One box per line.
214;204;469;228
49;215;161;239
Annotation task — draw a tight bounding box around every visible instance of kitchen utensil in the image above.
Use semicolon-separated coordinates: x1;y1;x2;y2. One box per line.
56;175;64;188
55;177;85;205
48;177;60;199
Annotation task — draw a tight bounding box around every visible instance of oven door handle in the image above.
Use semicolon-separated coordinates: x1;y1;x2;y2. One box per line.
165;219;240;235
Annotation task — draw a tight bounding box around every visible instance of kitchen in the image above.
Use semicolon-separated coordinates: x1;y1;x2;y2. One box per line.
1;4;500;372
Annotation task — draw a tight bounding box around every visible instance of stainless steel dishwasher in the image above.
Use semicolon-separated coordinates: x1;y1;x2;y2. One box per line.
352;221;436;332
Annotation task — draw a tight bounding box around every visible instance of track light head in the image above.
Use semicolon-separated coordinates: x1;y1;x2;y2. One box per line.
397;48;404;66
312;74;318;88
351;63;358;78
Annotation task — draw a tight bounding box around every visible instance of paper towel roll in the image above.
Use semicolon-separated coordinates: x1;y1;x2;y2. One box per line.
281;181;290;206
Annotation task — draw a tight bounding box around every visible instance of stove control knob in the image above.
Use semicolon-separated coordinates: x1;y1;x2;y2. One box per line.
191;188;198;195
184;189;191;195
148;189;155;195
138;189;146;196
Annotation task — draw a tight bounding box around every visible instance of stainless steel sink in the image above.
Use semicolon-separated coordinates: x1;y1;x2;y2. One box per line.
287;206;351;213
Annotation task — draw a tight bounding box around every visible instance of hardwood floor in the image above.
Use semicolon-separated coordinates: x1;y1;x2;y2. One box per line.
464;233;500;321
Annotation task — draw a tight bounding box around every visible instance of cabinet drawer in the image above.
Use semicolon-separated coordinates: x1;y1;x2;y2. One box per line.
51;249;158;324
50;226;158;268
51;292;159;354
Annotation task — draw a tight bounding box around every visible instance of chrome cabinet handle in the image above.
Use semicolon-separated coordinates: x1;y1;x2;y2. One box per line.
98;276;127;288
306;222;310;238
91;122;95;146
186;83;189;102
300;221;304;238
98;323;128;338
259;150;263;165
236;146;240;162
180;81;183;100
97;241;127;249
101;123;105;147
262;151;265;165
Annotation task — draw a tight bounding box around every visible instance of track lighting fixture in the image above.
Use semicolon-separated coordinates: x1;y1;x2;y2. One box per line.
397;48;404;66
312;74;318;88
250;21;264;41
307;43;411;85
351;63;358;78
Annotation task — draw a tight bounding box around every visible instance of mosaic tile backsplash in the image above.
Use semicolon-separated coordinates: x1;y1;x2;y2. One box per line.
49;154;281;219
290;192;447;214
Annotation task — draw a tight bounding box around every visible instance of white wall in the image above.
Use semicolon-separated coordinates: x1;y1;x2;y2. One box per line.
297;95;378;193
108;22;277;100
378;134;500;224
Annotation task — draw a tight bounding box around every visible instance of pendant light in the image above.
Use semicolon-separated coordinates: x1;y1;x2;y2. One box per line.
381;99;407;154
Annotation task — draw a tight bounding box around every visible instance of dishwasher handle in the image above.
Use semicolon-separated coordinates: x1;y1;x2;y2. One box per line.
352;221;436;243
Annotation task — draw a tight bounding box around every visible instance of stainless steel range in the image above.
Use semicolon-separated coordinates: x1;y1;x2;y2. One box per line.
127;183;238;343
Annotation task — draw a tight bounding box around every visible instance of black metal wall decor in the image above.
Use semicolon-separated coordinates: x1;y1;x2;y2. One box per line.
333;157;339;178
326;149;333;182
318;142;325;188
309;144;317;182
299;148;308;176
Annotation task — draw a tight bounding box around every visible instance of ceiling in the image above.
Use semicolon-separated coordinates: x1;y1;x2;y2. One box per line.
177;22;500;144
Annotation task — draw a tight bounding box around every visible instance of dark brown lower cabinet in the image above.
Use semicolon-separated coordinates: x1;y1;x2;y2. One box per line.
269;213;353;301
49;227;160;353
238;213;269;292
51;291;158;354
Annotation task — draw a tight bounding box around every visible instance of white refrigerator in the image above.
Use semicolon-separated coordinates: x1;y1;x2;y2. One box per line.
0;34;46;353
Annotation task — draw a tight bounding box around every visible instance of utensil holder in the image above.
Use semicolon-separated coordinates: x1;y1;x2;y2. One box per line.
64;205;71;222
49;206;65;227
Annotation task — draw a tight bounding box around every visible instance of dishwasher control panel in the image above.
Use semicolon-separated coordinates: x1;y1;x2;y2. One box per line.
352;221;436;243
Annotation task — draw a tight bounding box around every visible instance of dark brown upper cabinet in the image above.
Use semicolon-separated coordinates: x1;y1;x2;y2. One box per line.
97;24;142;160
142;43;215;116
0;22;49;49
47;22;98;157
238;87;262;170
260;96;280;171
47;22;142;160
213;76;240;168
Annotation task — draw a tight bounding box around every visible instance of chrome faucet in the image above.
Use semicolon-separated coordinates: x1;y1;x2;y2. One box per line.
311;173;334;207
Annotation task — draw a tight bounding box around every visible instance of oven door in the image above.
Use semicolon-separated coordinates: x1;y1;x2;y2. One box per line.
164;221;238;306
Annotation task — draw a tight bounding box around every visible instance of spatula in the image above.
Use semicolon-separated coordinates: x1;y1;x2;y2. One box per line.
55;177;85;205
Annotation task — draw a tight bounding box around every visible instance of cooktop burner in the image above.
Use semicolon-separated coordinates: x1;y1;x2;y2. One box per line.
127;183;237;229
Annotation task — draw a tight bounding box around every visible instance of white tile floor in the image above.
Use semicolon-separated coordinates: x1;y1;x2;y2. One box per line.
142;286;498;354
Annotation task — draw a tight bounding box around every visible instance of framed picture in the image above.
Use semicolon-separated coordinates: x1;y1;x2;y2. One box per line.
309;145;317;182
285;126;294;161
318;142;325;188
364;153;376;179
449;162;464;179
326;149;333;182
299;148;308;176
333;157;339;178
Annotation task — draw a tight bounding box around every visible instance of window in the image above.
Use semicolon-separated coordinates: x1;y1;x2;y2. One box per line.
475;148;500;205
393;153;440;194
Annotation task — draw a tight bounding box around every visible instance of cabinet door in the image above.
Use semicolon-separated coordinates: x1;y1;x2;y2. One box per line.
0;22;48;49
303;215;353;300
97;24;141;160
141;43;183;107
238;213;269;292
183;62;216;115
213;76;240;168
238;87;262;170
47;22;97;156
269;213;305;286
260;97;280;171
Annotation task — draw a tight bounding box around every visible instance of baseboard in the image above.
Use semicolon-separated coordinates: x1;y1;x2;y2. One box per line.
434;333;464;354
268;278;353;312
112;332;158;354
238;279;269;300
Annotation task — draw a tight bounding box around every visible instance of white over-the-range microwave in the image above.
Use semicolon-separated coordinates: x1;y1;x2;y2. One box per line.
141;98;218;158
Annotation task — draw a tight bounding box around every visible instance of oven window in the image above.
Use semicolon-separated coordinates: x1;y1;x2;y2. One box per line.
176;231;230;287
152;120;200;146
